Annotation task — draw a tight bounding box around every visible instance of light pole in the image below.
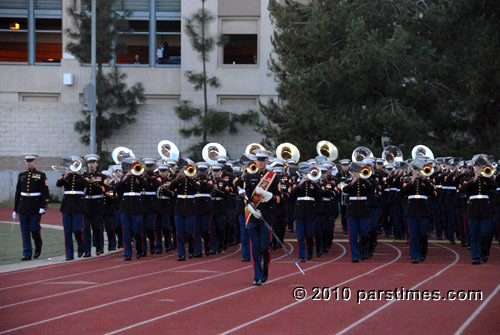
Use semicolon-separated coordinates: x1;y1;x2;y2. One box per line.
90;0;97;154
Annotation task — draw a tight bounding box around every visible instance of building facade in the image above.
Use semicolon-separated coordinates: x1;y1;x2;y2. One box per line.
0;0;280;173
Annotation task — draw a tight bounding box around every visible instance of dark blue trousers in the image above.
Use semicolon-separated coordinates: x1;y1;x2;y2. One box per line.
442;204;456;242
19;214;42;257
347;217;370;261
83;215;102;254
248;222;271;281
239;215;250;260
62;213;83;258
468;218;492;260
296;219;314;260
143;213;157;253
121;214;142;258
407;217;430;260
175;216;194;257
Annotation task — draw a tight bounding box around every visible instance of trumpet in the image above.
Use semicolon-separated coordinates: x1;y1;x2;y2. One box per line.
246;161;258;174
481;165;494;178
184;163;197;177
131;161;145;176
422;163;434;177
360;165;372;179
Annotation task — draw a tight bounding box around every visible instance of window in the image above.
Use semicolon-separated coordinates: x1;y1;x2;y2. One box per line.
0;17;28;62
220;19;258;66
36;18;62;63
116;19;149;65
156;20;181;65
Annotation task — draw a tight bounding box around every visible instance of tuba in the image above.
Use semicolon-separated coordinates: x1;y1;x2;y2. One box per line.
157;140;180;161
316;140;338;162
202;143;227;165
245;143;265;156
306;165;322;181
276;143;300;164
382;146;403;164
351;146;374;162
112;146;135;165
411;145;434;160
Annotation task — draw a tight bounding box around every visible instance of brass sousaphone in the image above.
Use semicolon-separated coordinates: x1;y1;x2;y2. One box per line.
316;140;338;162
276;143;300;164
202;143;227;165
157;140;180;161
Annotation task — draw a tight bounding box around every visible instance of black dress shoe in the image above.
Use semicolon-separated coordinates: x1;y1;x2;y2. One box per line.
472;258;480;265
253;279;262;286
109;247;116;251
188;253;194;259
262;275;268;283
83;252;91;258
78;251;84;258
241;257;250;262
21;255;32;261
307;255;312;260
33;250;41;259
136;253;141;259
150;249;156;255
352;259;359;263
316;252;322;257
193;253;202;258
124;256;132;261
412;258;420;264
177;256;186;261
155;250;163;254
96;250;101;256
481;255;489;263
299;258;306;262
66;257;74;261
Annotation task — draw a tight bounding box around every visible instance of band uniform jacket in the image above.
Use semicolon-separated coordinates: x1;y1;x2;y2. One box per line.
244;170;279;225
461;176;496;219
342;179;373;218
402;178;435;218
82;171;107;216
15;168;50;216
157;175;175;217
116;175;146;215
195;177;213;216
169;176;199;217
211;177;228;216
56;173;88;214
143;172;161;214
291;180;320;221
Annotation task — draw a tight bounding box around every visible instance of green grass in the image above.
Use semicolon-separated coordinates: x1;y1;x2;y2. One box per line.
0;221;73;265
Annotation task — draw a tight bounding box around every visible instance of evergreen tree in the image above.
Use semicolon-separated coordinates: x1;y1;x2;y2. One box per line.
66;0;145;161
261;0;500;159
175;0;258;160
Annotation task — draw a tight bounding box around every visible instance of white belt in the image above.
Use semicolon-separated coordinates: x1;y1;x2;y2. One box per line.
297;196;315;201
470;195;489;200
177;195;195;199
384;189;391;192
496;188;500;191
322;197;331;201
212;197;224;201
436;185;442;189
349;196;367;200
124;192;141;197
144;191;156;196
64;191;84;195
197;193;211;197
408;195;428;200
85;195;103;199
390;188;400;192
20;192;41;197
442;186;457;190
158;196;171;200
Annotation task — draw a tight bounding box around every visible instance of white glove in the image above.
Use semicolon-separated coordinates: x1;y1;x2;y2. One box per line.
238;187;247;197
246;204;262;219
39;208;46;215
255;186;273;203
12;211;16;219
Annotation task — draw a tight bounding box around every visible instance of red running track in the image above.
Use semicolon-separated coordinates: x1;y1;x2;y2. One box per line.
0;239;499;335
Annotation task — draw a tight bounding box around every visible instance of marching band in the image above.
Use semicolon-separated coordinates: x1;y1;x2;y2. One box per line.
13;141;500;285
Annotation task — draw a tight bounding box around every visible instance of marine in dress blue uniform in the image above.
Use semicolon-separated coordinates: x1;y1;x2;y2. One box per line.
13;154;49;260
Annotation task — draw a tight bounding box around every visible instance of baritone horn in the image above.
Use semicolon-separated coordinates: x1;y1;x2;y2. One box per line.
382;146;403;164
276;142;300;164
245;143;264;156
112;146;135;164
157;140;180;161
202;143;227;165
411;145;434;160
352;146;374;162
316;140;338;162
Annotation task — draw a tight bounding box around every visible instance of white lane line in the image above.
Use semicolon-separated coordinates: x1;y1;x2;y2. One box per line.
0;246;241;310
104;243;348;335
0;253;175;291
0;245;290;335
454;283;500;335
219;243;402;335
1;221;64;231
334;243;460;335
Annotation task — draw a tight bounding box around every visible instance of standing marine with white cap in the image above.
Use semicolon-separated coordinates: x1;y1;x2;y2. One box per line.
13;154;50;260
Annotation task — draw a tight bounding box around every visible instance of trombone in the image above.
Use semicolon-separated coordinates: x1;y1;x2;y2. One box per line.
51;156;84;173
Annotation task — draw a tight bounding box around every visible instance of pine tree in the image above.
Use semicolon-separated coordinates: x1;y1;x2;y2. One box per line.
66;0;145;162
175;0;258;160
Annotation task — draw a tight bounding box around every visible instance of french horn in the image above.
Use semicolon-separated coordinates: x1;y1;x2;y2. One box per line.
202;143;227;165
316;140;338;162
276;142;300;164
157;140;180;161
